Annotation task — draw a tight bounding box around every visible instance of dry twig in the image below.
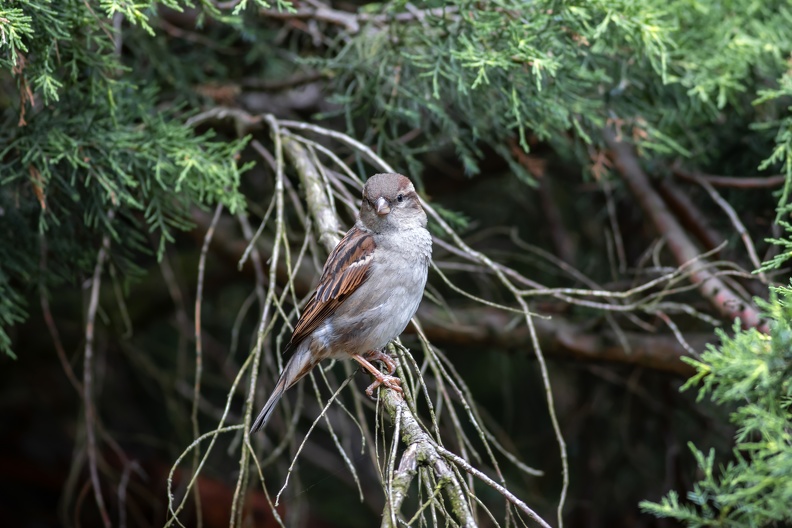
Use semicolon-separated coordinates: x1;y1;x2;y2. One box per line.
83;211;115;528
689;174;769;283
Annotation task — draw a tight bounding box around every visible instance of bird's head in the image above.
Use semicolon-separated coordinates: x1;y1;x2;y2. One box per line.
359;173;426;232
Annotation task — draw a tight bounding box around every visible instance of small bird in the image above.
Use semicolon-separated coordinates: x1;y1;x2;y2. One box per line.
250;173;432;432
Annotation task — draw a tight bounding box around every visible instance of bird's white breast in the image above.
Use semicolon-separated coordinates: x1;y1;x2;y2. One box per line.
322;225;431;356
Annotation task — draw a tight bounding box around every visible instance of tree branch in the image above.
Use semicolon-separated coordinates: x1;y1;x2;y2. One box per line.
605;128;768;333
434;443;551;528
415;304;700;377
673;165;786;189
382;444;418;527
689;174;768;283
379;390;478;528
84;213;114;528
656;178;724;254
281;135;341;249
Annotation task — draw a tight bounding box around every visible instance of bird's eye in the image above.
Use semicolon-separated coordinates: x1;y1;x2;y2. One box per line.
396;194;404;203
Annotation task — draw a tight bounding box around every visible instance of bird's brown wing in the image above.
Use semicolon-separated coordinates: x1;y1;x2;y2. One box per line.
286;226;376;350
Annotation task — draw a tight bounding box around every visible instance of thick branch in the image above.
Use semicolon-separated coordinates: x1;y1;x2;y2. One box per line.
656;178;723;253
415;305;700;377
380;390;478;528
282;136;341;249
673;166;786;189
382;444;418;526
605;129;768;333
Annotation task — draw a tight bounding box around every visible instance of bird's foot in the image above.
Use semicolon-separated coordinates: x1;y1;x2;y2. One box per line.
352;352;403;398
364;374;403;398
364;348;397;375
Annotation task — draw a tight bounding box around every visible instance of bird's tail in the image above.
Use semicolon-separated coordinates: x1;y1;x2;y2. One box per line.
250;345;314;433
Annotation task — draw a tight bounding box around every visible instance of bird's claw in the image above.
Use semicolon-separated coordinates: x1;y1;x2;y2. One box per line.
365;349;397;375
365;374;403;398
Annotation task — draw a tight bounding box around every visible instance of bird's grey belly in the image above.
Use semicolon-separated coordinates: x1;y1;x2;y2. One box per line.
317;259;427;358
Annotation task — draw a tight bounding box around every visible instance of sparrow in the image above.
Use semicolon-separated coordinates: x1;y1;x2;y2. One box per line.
250;173;432;432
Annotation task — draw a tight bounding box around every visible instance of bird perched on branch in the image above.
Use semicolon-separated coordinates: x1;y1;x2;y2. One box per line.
250;173;432;432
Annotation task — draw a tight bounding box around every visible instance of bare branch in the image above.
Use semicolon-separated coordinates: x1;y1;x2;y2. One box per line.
416;304;700;376
673;165;786;189
435;444;551;528
605;127;768;332
40;235;83;394
282;135;342;248
84;211;114;528
382;444;419;527
191;202;223;526
656;178;724;253
690;174;768;283
379;390;479;528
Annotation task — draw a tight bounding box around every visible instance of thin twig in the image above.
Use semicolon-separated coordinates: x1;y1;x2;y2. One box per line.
233;128;288;524
691;174;768;283
191;202;223;528
165;348;263;526
40;235;83;394
436;445;551;528
275;378;355;504
84;211;115;528
421;201;570;527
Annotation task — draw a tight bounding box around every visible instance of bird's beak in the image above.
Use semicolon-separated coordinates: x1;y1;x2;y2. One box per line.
375;196;391;216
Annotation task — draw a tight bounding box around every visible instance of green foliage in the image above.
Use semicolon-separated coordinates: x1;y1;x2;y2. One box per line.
317;0;792;181
98;0;184;34
755;67;792;274
761;219;792;273
640;293;792;526
0;0;270;357
0;7;34;68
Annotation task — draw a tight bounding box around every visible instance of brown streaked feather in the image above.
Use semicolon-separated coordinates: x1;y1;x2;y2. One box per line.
286;226;376;349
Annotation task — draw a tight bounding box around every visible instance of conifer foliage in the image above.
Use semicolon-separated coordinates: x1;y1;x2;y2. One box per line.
641;291;792;525
0;1;257;356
